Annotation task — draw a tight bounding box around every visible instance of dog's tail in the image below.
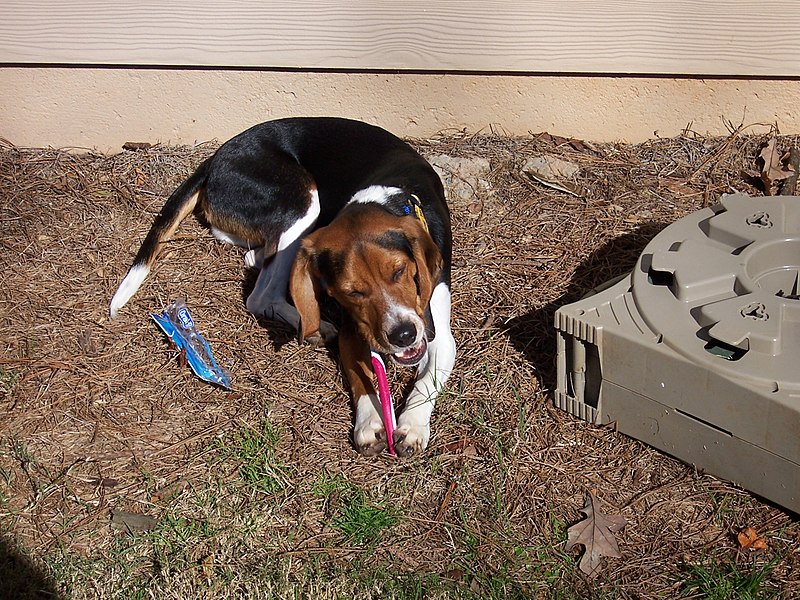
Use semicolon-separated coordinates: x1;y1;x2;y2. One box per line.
109;159;210;318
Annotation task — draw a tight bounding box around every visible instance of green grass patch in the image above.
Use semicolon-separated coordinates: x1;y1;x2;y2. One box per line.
215;419;290;493
0;367;20;398
332;493;400;545
313;472;401;546
681;556;781;599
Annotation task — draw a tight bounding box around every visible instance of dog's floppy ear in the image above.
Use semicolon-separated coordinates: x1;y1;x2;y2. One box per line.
401;217;443;309
289;237;322;344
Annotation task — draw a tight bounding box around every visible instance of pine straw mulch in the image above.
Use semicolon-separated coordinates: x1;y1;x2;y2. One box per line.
0;125;798;598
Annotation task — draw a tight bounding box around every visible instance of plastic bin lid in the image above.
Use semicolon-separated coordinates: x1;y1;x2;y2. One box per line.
631;193;800;390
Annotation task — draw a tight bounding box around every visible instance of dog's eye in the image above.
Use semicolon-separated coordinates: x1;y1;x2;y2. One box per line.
392;265;406;282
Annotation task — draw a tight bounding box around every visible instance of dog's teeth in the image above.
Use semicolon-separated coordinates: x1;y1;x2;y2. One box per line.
393;338;427;364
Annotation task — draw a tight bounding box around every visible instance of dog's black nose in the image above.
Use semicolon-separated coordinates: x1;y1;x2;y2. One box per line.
388;323;417;348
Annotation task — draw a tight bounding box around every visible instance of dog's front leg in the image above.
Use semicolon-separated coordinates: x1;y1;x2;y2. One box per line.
394;282;456;457
339;324;388;456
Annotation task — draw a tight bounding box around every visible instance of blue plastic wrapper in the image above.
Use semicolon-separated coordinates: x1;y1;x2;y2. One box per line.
151;299;232;390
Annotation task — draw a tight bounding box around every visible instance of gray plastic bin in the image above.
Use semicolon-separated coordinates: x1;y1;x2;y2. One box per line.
554;193;799;513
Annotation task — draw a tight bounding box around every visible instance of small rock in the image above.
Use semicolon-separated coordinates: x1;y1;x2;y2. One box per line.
427;155;492;204
523;155;580;181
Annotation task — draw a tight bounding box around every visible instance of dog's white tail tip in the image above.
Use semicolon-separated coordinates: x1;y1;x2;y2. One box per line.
109;263;150;318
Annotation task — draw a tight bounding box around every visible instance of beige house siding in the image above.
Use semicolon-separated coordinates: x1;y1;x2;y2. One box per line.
3;1;800;75
2;1;799;150
4;68;798;152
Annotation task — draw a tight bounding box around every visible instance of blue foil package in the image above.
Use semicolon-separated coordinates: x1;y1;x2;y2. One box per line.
151;300;232;389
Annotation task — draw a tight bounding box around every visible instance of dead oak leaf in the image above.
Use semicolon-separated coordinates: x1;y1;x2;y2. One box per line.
565;492;627;576
737;527;768;551
759;137;795;192
110;509;158;533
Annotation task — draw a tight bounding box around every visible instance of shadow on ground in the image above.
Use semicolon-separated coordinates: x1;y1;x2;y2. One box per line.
0;536;60;599
503;223;667;393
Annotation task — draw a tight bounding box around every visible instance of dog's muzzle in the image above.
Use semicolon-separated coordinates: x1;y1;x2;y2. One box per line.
384;318;427;366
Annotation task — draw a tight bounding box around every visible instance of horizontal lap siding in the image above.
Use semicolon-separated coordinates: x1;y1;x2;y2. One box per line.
1;1;799;76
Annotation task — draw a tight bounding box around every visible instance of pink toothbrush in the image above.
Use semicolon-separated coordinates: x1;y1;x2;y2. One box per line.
370;351;397;456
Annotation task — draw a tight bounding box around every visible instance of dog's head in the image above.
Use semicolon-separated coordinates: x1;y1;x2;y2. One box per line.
290;207;442;366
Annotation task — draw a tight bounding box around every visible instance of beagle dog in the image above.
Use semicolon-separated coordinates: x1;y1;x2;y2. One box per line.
109;117;455;457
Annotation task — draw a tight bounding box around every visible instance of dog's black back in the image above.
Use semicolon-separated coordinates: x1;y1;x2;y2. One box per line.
206;118;450;269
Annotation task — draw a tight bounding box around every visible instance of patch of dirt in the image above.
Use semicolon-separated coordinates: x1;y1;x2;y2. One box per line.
0;125;797;598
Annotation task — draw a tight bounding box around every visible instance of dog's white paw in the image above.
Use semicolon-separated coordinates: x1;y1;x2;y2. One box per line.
354;395;387;456
392;418;430;458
